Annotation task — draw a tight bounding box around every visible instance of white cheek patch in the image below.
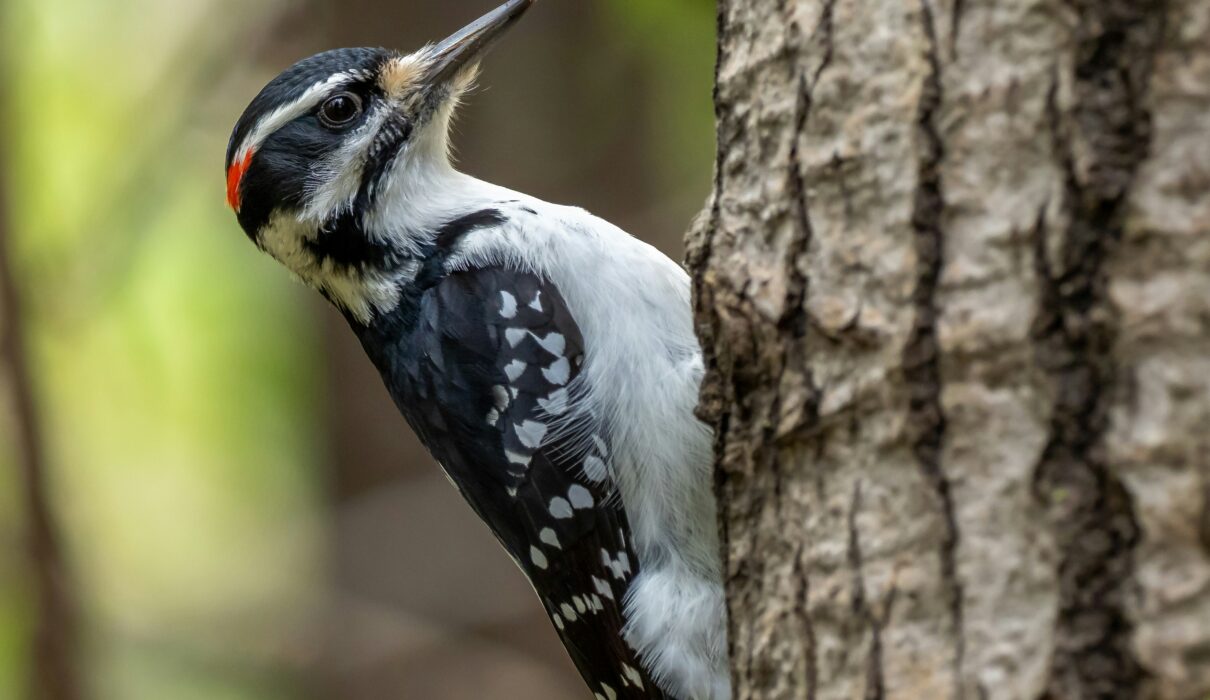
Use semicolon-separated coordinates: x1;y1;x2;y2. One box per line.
298;54;433;228
301;101;401;223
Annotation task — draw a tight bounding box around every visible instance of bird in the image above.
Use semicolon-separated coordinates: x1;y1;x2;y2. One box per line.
224;2;728;698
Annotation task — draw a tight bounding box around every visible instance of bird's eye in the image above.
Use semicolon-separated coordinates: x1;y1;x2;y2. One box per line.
318;92;363;128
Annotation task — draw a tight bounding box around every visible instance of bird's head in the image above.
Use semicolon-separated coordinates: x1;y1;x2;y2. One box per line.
224;0;532;322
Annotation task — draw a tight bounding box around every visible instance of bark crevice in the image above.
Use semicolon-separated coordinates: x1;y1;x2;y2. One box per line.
1031;2;1166;694
847;482;887;700
950;0;965;58
905;0;965;691
791;545;818;700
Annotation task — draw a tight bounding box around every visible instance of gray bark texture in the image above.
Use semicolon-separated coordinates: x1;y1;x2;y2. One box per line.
685;1;1210;698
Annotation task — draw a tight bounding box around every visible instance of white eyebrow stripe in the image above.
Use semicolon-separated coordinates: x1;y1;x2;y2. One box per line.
231;70;362;166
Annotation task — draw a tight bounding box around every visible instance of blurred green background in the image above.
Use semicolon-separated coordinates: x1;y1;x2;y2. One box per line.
0;0;714;698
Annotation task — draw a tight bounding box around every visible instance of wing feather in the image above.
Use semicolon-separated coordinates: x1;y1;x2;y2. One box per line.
389;266;666;699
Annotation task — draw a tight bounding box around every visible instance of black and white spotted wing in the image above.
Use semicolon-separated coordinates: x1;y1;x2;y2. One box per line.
361;266;666;700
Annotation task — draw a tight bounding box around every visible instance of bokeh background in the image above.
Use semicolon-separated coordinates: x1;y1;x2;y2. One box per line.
0;0;715;698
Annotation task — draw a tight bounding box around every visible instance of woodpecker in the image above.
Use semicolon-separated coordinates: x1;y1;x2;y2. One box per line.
225;2;728;697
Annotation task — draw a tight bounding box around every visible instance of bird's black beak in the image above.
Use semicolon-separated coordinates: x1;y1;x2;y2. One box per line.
425;0;534;87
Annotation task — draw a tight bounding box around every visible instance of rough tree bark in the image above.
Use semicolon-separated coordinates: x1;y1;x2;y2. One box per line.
686;1;1210;698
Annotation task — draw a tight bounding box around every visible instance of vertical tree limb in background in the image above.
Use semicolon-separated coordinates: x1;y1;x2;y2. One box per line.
0;89;82;700
687;0;1210;698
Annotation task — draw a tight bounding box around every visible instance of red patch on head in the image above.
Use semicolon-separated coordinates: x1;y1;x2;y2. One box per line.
226;149;255;212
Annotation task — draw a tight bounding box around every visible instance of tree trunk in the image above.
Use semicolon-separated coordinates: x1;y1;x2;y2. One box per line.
686;1;1210;698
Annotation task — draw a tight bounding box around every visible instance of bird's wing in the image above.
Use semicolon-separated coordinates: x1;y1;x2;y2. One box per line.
392;265;667;700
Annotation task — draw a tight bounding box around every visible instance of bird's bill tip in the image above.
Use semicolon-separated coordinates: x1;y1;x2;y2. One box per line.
425;0;534;85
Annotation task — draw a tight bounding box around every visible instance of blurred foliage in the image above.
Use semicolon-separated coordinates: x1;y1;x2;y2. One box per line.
0;0;715;698
601;0;716;193
2;0;324;697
